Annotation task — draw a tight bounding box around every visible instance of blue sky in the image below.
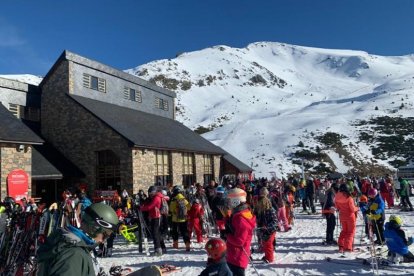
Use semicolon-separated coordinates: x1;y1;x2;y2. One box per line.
1;0;413;76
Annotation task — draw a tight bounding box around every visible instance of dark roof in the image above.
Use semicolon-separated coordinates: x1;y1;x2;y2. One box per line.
32;144;85;180
40;50;176;99
223;152;253;172
0;104;43;144
69;95;226;155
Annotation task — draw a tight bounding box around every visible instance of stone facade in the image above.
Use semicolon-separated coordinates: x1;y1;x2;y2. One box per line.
0;143;32;200
41;61;133;192
171;152;183;186
132;148;156;193
213;155;221;182
194;154;204;184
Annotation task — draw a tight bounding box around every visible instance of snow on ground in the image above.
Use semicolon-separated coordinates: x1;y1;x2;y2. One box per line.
100;198;414;275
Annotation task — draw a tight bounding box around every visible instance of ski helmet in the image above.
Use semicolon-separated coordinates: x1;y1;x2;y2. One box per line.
367;188;378;198
227;188;247;209
216;186;225;194
359;195;368;203
172;185;183;196
389;215;402;226
148;185;157;196
339;184;350;194
205;238;227;261
82;203;119;238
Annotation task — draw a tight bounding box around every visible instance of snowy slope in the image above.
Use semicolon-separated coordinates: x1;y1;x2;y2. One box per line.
99;204;414;276
0;74;42;86
126;42;414;177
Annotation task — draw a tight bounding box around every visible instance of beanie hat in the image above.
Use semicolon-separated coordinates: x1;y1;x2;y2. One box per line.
227;188;247;208
367;188;378;198
216;186;225;194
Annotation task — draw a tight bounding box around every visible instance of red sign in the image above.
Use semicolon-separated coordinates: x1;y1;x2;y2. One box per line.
7;169;29;204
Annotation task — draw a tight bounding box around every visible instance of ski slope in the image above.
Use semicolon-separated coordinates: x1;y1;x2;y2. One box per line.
99;203;414;275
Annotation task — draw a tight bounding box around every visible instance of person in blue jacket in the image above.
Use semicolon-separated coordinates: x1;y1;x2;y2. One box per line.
384;215;414;263
366;188;385;245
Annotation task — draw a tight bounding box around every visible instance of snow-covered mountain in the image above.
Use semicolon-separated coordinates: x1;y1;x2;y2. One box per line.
126;42;414;177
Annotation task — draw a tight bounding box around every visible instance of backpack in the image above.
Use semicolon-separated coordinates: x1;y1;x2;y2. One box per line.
176;198;187;220
160;197;169;216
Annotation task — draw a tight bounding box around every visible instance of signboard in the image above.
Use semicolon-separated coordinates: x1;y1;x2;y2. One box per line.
7;169;29;204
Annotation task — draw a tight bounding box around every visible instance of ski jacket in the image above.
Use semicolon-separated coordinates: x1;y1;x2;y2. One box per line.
169;193;191;223
384;222;410;255
334;192;358;220
256;207;278;240
140;192;163;219
226;204;256;269
399;179;410;196
361;180;372;195
322;188;335;215
211;195;226;220
37;226;96;276
199;258;233;276
188;202;204;220
305;180;315;195
367;194;385;221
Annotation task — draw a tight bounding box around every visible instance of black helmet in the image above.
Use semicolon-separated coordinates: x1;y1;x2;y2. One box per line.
82;203;119;238
339;183;350;194
172;185;183;196
148;186;157;195
3;197;16;211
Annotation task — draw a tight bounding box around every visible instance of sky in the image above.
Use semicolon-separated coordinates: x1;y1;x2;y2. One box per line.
1;0;413;76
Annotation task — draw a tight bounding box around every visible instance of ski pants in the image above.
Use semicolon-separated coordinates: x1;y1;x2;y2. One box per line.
171;221;190;244
227;262;245;276
150;218;166;251
303;194;316;213
325;213;336;243
278;206;290;231
380;192;394;208
338;216;356;251
188;218;203;243
401;195;413;210
262;232;276;263
404;251;414;262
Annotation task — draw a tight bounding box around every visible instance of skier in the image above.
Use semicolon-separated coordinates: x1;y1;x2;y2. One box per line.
255;187;278;263
199;238;233;276
37;203;119;276
322;183;338;245
169;185;191;251
358;195;369;241
379;178;393;208
225;188;256;276
398;177;413;211
140;185;167;256
366;188;385;245
188;198;205;243
305;177;316;214
211;186;228;240
384;215;414;263
335;184;359;253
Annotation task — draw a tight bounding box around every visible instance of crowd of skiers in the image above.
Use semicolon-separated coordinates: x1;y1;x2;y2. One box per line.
1;173;413;275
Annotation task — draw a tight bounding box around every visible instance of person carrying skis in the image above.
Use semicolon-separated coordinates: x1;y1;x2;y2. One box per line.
188;198;205;243
322;183;338;245
169;185;191;251
398;177;413;211
255;187;278;263
366;188;385;245
225;188;256;276
199;238;233;276
384;215;414;263
37;203;119;276
334;184;359;253
140;185;167;256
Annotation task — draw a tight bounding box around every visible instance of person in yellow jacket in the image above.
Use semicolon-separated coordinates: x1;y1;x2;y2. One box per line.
169;185;192;251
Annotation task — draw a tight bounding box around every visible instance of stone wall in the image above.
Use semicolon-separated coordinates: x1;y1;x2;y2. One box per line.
132;148;156;193
171;152;183;186
213;155;221;183
194;154;204;185
0;143;32;200
41;61;133;192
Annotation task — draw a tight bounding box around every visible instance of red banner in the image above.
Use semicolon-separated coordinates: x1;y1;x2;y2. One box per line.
7;169;29;204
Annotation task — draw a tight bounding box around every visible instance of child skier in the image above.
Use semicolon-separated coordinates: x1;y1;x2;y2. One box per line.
358;195;369;241
384;215;414;263
199;238;233;276
188;198;205;243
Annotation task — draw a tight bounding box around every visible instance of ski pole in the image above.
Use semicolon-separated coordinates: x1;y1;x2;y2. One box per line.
242;247;261;276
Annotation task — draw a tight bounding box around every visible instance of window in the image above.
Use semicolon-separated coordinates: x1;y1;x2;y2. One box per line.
203;155;213;185
155;97;169;111
8;103;23;118
124;87;142;102
83;73;106;92
182;153;194;186
96;150;121;190
155;150;171;186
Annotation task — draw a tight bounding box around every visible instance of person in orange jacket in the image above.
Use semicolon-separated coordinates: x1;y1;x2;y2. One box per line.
188;198;205;243
334;184;359;253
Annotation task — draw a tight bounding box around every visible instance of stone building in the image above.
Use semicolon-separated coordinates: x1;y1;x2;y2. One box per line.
0;51;252;202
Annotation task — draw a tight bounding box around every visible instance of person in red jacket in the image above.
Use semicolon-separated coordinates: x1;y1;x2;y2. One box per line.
225;188;256;276
188;198;205;243
334;184;359;254
140;186;166;256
